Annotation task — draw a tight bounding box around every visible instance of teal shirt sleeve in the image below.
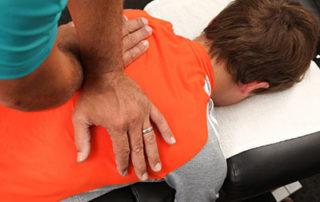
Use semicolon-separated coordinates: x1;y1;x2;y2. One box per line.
0;0;67;79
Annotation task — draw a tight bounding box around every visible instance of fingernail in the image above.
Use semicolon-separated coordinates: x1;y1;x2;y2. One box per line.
142;40;149;47
123;16;128;21
154;163;162;172
77;152;85;162
69;22;75;27
170;137;176;144
141;18;148;25
145;26;152;33
121;169;128;176
140;173;148;181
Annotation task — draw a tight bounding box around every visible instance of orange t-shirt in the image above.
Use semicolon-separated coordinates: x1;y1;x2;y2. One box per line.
0;10;214;201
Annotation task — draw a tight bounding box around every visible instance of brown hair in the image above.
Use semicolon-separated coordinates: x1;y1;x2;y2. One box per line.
204;0;320;93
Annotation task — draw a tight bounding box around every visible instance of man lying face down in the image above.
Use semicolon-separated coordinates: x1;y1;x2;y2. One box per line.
1;0;319;201
199;0;319;106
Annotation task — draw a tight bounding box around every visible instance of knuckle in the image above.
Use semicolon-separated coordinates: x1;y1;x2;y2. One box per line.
132;144;144;155
128;111;142;123
72;110;81;120
113;118;127;132
160;123;170;134
72;113;86;125
133;160;146;170
144;134;156;145
119;147;130;157
122;28;129;37
135;97;150;111
113;145;128;159
136;166;146;174
136;18;144;27
134;44;146;56
128;49;142;65
124;55;133;67
128;34;138;45
144;101;152;113
131;47;141;58
122;36;129;46
127;52;136;66
148;154;159;165
154;113;165;124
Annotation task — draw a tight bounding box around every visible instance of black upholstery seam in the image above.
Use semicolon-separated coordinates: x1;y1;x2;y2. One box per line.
130;185;141;202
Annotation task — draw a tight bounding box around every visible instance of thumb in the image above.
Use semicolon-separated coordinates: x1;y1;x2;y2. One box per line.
72;115;91;162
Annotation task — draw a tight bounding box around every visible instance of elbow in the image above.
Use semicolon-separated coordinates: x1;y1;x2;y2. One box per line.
0;48;83;111
16;94;75;112
0;88;77;112
0;76;82;112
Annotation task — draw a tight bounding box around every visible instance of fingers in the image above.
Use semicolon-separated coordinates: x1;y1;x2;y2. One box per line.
110;132;131;176
122;17;152;67
123;40;149;67
128;124;148;181
123;24;152;52
150;104;176;145
122;17;148;37
72;115;91;162
143;119;162;172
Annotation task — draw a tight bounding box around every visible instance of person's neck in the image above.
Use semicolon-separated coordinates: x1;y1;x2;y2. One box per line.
193;35;227;98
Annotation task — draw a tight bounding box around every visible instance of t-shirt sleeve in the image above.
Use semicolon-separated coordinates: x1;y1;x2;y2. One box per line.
0;0;67;79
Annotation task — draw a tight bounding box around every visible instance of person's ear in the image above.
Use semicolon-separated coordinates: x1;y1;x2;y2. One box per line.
239;81;270;96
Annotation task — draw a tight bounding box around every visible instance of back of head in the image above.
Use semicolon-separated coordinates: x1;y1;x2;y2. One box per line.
204;0;320;93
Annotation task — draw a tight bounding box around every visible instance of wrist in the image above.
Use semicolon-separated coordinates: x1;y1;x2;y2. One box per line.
82;50;124;83
83;70;125;90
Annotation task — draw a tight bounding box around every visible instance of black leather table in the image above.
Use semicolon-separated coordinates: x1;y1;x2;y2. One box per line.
219;131;320;201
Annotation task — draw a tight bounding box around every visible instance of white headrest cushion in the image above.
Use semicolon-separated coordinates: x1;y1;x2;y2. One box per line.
145;0;320;158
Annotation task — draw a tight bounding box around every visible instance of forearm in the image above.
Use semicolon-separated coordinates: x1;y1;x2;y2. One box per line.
68;0;124;86
0;25;83;111
0;14;151;111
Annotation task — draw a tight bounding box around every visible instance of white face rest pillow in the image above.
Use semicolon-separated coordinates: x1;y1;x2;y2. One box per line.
145;0;320;158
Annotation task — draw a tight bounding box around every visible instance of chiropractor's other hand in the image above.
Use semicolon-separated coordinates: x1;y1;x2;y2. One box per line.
122;16;152;66
73;73;176;181
57;17;151;67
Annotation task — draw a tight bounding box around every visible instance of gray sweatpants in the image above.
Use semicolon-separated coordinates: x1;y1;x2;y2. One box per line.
165;119;227;202
63;117;227;202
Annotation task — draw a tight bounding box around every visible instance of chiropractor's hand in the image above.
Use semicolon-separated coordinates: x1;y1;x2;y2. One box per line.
122;16;152;66
59;17;150;67
73;73;176;180
72;17;176;181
